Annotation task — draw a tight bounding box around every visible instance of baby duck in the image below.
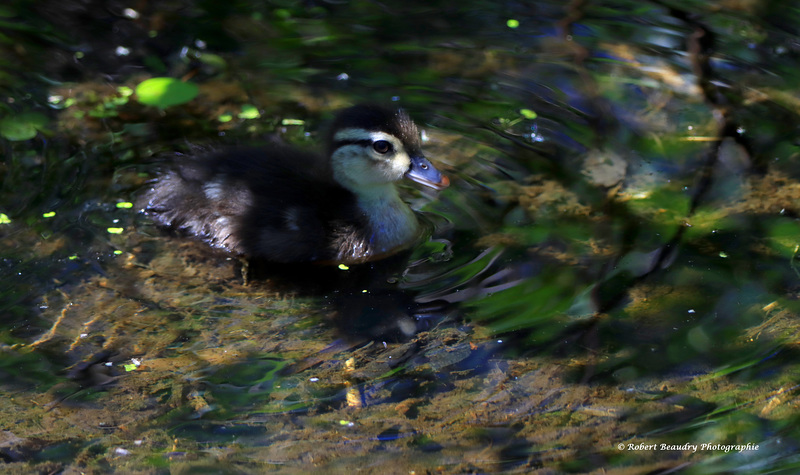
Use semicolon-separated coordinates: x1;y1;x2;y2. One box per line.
140;105;449;264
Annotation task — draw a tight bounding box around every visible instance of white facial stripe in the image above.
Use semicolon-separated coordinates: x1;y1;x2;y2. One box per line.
333;129;405;154
370;132;404;152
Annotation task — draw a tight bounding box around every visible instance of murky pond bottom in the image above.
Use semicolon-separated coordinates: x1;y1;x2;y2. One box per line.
3;212;796;474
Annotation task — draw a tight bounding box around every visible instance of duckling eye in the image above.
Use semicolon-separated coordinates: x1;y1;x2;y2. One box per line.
372;140;392;154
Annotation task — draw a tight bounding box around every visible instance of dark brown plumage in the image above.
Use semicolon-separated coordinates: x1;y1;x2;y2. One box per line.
139;105;448;264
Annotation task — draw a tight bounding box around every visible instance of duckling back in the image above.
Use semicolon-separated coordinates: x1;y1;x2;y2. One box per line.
140;145;368;263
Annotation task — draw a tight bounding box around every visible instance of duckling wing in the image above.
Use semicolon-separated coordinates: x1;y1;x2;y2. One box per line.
140;157;253;253
141;146;368;262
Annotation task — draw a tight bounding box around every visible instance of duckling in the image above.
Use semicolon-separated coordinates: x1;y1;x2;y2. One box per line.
140;105;449;264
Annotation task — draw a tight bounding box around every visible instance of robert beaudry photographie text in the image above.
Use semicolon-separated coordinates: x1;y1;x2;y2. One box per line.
619;443;759;453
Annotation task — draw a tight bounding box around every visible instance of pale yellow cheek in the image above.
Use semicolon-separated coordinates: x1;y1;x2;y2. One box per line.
383;152;410;179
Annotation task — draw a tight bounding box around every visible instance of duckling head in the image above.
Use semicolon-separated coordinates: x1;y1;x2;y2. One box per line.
328;105;448;194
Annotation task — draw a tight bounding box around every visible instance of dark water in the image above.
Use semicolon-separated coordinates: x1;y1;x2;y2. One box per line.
2;0;800;473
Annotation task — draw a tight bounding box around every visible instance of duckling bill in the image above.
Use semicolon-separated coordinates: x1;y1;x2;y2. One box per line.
140;105;449;264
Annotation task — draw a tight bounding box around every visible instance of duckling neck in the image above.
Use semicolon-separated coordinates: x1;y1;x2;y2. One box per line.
353;184;420;252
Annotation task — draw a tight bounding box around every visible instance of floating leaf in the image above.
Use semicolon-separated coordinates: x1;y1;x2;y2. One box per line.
238;104;261;119
0;119;36;140
0;112;49;141
135;77;198;108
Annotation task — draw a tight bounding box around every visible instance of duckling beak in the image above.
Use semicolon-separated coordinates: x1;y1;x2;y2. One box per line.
405;155;450;191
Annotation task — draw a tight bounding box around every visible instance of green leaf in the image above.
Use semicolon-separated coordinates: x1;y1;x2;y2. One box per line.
0;112;49;141
135;77;199;108
117;86;134;97
238;104;261;119
0;118;36;141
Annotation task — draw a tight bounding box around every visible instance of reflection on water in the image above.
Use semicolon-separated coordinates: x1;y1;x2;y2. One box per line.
2;0;800;472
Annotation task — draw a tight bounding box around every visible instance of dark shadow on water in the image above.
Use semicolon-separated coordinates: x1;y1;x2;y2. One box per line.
227;246;462;343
